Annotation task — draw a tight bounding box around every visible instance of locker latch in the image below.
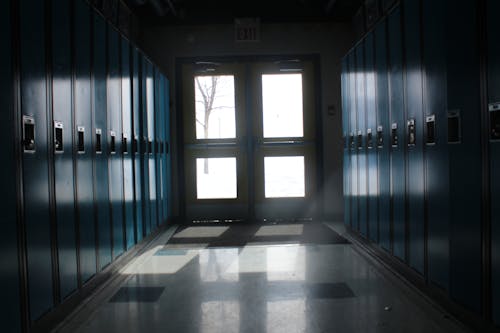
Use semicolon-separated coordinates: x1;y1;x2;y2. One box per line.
54;121;64;153
376;125;383;148
426;115;435;145
77;126;85;153
23;115;35;153
407;119;415;146
122;133;128;154
357;130;363;150
489;103;500;141
391;123;398;147
95;129;102;154
110;131;116;154
366;128;373;149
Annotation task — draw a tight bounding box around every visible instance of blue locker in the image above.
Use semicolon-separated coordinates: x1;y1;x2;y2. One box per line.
0;0;21;330
356;42;368;237
365;32;378;242
74;0;96;283
147;61;158;229
403;0;425;274
348;52;358;231
19;0;54;319
422;0;450;291
341;58;351;228
93;12;112;270
141;55;151;235
107;27;125;258
388;8;406;260
447;0;482;313
489;0;500;324
52;0;78;298
154;68;164;225
121;38;135;249
132;47;144;241
163;76;172;222
374;20;391;251
159;73;167;224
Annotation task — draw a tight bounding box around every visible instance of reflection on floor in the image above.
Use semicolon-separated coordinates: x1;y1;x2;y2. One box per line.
55;222;471;333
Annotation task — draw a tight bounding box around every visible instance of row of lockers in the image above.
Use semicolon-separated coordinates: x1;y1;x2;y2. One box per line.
341;0;500;327
0;0;172;332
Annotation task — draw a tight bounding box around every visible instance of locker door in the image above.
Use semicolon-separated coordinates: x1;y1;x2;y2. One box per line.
107;27;125;258
365;32;378;242
52;0;78;298
388;8;406;260
74;0;96;283
20;0;54;320
147;62;158;228
154;68;164;225
141;55;151;235
422;0;450;291
375;20;391;251
93;12;112;270
447;0;482;313
341;58;351;227
159;73;167;224
121;38;135;249
348;52;358;231
164;76;172;222
1;0;21;330
403;0;425;274
356;42;368;237
488;0;500;324
132;48;143;241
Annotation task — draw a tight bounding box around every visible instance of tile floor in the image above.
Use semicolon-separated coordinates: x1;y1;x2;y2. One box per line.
55;222;472;333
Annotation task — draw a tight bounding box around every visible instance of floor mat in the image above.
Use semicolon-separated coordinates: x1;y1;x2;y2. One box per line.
166;222;350;248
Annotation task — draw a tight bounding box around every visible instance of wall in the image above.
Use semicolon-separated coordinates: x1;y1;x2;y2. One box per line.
140;21;355;221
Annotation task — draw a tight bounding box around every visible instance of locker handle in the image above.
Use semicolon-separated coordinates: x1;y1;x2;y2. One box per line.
391;123;398;147
122;134;128;154
133;136;138;154
426;115;435;145
407;119;415;146
357;131;363;150
77;126;85;153
54;121;64;153
95;129;102;154
165;142;169;154
110;131;116;154
23;116;35;153
376;126;383;148
489;103;500;141
148;140;153;155
349;133;355;150
366;129;373;149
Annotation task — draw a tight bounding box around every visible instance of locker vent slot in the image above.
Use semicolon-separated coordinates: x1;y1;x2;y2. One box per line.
447;111;461;144
95;129;102;154
77;127;85;153
490;103;500;141
54;122;63;153
23;116;35;152
426;115;435;145
110;132;116;154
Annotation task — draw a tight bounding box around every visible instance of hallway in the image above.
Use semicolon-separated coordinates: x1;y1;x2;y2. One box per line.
56;223;470;333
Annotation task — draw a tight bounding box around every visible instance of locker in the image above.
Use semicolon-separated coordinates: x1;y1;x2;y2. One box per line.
0;0;21;330
365;32;378;242
403;0;425;274
374;20;391;251
74;0;96;283
20;0;54;319
132;47;144;241
141;55;152;235
356;42;368;237
388;8;406;260
93;12;112;270
147;61;158;229
52;0;78;298
488;0;500;324
107;26;125;258
159;73;167;224
341;58;351;227
121;38;135;249
163;76;172;222
422;0;450;291
447;0;482;313
348;52;358;231
154;67;163;225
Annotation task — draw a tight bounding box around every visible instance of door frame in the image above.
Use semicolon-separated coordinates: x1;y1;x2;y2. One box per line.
175;54;323;223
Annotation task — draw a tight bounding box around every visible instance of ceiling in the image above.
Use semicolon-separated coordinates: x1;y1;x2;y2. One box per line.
124;0;364;26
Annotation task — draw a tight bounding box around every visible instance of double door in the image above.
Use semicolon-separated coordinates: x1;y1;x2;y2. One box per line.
182;59;318;222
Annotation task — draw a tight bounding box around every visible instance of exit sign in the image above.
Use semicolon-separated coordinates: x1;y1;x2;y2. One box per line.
235;18;260;42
